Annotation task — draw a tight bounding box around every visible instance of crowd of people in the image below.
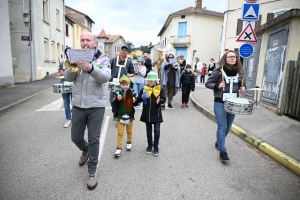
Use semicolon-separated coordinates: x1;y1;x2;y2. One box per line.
56;31;246;191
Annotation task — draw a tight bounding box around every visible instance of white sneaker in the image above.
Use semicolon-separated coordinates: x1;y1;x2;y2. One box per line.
114;149;122;157
64;120;71;128
126;143;132;151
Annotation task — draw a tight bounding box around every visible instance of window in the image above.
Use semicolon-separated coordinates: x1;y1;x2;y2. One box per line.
57;43;61;60
66;24;69;36
181;15;185;19
106;45;109;51
44;38;49;60
43;0;49;22
51;41;55;61
56;9;60;30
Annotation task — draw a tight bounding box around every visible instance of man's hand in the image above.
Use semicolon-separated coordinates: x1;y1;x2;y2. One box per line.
75;60;93;72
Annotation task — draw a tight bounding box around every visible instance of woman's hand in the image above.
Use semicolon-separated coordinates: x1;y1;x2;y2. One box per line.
240;86;246;93
218;81;225;89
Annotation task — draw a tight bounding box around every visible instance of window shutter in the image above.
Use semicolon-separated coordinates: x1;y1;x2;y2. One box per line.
236;19;243;36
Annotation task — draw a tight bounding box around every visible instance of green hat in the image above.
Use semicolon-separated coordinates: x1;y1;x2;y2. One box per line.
145;72;160;81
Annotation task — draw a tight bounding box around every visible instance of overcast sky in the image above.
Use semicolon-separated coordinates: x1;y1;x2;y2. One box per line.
65;0;227;47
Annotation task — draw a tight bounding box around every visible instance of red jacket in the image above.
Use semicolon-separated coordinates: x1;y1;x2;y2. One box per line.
201;67;206;75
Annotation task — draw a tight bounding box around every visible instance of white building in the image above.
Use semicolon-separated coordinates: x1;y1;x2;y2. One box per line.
157;0;224;66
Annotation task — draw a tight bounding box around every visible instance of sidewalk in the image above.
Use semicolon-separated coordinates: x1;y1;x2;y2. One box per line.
0;74;299;176
0;73;60;113
190;86;300;176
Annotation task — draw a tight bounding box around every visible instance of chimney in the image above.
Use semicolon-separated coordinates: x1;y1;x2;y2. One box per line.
195;0;202;9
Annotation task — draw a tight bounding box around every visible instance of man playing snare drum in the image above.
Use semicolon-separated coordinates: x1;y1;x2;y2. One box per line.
64;32;111;190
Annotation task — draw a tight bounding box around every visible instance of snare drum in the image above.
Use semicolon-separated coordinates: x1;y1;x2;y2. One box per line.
53;82;73;93
224;98;254;115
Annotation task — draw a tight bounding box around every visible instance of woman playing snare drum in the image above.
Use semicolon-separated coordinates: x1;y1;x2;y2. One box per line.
205;50;246;163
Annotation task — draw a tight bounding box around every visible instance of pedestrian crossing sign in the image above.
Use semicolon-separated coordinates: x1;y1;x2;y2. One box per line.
242;3;260;21
236;23;258;43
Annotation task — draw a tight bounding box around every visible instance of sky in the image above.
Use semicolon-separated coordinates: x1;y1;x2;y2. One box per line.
65;0;227;47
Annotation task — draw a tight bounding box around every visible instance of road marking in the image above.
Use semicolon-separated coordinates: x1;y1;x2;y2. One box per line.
36;98;64;111
97;116;110;172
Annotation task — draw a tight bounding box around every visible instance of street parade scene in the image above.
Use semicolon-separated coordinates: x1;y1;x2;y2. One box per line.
0;0;300;199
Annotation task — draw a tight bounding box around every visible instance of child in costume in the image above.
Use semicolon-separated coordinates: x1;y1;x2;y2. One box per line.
137;72;166;156
180;64;195;108
112;75;138;157
200;63;207;84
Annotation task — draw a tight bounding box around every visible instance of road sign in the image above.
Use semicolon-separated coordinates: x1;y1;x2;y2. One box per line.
239;43;254;58
236;23;258;43
242;3;260;21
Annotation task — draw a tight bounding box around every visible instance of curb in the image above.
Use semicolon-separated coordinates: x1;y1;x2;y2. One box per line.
190;93;300;177
0;87;52;114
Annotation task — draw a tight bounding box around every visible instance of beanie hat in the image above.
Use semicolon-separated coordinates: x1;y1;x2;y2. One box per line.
119;74;130;83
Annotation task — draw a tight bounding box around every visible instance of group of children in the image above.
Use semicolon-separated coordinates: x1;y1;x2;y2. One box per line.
112;72;165;158
112;57;215;158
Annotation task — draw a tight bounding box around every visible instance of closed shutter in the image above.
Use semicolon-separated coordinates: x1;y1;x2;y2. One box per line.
236;19;243;35
267;13;274;22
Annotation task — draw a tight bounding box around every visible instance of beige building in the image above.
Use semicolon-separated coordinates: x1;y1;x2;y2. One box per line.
223;0;300;118
157;0;224;66
65;6;94;49
96;29;128;58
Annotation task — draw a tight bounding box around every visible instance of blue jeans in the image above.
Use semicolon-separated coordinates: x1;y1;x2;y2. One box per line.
133;83;144;106
62;93;72;120
214;102;235;153
146;122;160;148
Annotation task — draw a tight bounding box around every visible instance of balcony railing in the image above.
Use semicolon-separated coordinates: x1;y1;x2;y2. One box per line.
170;35;191;46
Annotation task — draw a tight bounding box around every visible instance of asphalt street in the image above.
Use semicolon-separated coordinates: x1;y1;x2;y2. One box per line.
0;87;299;199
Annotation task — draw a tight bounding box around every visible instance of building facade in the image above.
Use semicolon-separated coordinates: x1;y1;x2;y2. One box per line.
96;29;127;58
223;0;300;117
157;0;224;67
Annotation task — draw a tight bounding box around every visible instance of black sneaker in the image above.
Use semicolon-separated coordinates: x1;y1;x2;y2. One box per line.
215;142;219;149
146;146;152;154
153;147;159;157
167;104;173;108
220;152;230;162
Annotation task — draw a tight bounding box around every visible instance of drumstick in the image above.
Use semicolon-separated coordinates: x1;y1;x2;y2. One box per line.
222;65;225;91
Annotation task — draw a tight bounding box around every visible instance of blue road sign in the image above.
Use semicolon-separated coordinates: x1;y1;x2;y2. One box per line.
242;3;260;21
239;43;254;58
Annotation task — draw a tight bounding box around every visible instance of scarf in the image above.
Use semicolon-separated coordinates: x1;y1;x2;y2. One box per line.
144;85;161;98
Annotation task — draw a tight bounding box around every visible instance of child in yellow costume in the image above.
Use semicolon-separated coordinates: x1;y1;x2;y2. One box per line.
137;72;166;156
112;75;138;157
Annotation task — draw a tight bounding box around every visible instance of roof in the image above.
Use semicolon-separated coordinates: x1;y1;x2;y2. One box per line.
98;29;108;38
157;6;224;36
65;5;95;24
104;35;123;43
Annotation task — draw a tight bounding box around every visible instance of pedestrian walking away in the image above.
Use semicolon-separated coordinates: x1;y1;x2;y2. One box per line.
109;45;135;118
137;72;166;156
133;57;146;107
112;75;138;157
63;31;111;190
205;50;246;163
180;64;195;108
161;53;181;109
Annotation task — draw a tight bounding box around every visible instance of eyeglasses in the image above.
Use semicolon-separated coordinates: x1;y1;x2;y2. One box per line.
168;57;174;58
227;56;237;59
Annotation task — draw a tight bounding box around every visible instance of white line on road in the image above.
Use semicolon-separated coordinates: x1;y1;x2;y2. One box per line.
97;115;110;172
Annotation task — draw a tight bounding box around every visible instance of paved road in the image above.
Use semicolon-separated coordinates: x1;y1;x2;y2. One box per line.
0;87;299;199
